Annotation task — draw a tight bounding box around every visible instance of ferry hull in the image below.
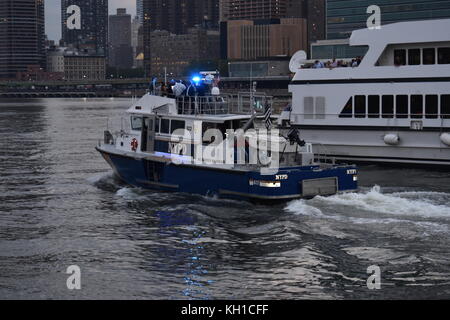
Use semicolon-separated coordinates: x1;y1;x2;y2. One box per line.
296;128;450;167
96;147;358;202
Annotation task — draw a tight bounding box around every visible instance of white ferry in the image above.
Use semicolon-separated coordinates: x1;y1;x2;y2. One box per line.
284;19;450;167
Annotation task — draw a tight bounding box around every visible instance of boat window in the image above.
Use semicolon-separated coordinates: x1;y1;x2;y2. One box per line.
410;95;423;119
423;48;436;65
368;95;380;118
304;97;314;119
425;95;438;119
131;116;143;131
315;97;326;119
382;95;394;118
394;49;406;66
438;48;450;64
339;97;353;118
354;96;366;118
161;119;170;134
155;118;160;133
408;49;421;65
396;95;408;118
171;120;185;134
442;95;450;119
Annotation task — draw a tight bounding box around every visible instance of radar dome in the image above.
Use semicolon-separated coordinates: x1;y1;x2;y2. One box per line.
289;50;307;73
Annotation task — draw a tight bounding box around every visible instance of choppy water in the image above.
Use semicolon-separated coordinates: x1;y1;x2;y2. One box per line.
1;98;450;300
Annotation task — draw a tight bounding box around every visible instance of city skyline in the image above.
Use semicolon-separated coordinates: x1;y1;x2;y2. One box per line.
46;0;136;42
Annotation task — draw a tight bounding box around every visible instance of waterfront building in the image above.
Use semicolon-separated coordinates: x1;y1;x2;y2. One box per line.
61;0;108;55
143;0;220;76
109;8;133;69
150;27;220;78
0;0;46;79
327;0;450;40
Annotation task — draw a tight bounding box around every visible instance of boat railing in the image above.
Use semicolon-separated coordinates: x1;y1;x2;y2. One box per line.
176;95;230;115
315;143;336;165
175;93;274;115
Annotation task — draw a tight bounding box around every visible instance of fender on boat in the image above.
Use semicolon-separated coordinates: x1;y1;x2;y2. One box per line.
441;133;450;146
384;134;400;146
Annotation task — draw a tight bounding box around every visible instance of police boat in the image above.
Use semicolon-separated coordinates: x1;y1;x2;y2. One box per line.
96;81;358;202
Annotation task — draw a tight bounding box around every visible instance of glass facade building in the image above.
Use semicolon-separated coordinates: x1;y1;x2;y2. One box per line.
61;0;108;55
327;0;450;39
0;0;46;79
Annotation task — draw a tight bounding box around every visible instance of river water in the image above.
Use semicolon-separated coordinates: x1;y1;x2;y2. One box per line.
1;98;450;300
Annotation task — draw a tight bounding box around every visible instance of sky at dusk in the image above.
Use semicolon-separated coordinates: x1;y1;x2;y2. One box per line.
45;0;137;41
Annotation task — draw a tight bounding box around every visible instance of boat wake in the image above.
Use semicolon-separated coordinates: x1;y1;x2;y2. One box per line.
285;186;450;234
87;171;127;192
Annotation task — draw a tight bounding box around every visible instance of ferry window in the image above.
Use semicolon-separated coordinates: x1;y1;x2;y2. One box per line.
423;48;436;65
161;119;170;134
368;95;380;118
410;95;423;119
304;97;314;119
396;95;408;118
425;95;438;119
315;97;326;119
408;49;421;65
339;97;353;118
171;120;185;134
131;116;143;131
438;48;450;64
382;95;394;118
394;49;406;66
442;95;450;119
354;96;366;118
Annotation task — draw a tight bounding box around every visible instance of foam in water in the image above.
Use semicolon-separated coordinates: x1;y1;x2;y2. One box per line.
286;186;450;219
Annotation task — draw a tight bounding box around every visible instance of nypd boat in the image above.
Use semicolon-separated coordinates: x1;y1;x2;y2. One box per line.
96;84;358;202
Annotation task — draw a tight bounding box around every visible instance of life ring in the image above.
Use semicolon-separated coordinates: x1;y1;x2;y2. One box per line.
131;138;139;151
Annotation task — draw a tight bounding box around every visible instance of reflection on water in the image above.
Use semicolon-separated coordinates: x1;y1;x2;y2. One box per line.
1;98;450;300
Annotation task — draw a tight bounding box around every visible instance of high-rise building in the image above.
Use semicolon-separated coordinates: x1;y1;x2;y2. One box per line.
136;0;144;24
150;27;220;78
143;0;220;76
219;0;309;62
327;0;450;39
109;8;133;69
220;0;300;21
61;0;108;55
0;0;46;79
226;18;308;60
144;0;219;34
306;0;326;44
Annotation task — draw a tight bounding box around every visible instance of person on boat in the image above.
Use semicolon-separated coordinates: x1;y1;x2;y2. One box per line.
330;59;338;69
166;82;174;97
313;60;324;69
173;81;186;97
160;83;168;96
186;81;197;97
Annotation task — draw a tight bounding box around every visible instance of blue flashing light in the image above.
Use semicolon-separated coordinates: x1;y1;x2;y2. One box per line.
192;76;202;84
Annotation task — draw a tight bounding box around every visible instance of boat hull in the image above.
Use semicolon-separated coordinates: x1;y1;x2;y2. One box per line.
96;146;358;202
295;128;450;167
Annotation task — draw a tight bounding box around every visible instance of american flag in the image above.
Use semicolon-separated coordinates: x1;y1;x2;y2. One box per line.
264;104;272;130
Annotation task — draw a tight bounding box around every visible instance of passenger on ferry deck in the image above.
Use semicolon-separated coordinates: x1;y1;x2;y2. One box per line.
313;60;324;69
330;59;338;69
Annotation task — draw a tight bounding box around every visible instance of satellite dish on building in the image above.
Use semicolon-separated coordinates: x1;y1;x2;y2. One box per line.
289;50;307;73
